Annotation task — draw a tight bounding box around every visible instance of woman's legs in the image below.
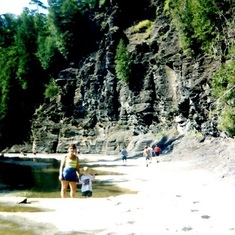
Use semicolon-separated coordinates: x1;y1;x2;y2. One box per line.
61;180;69;198
69;182;77;198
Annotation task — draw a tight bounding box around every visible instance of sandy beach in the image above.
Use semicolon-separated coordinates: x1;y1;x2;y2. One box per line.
1;152;235;235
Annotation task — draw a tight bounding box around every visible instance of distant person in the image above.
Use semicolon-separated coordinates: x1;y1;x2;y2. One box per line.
59;144;80;198
148;146;153;163
32;146;37;155
121;147;128;165
143;146;150;167
154;145;161;163
80;166;95;198
20;149;27;157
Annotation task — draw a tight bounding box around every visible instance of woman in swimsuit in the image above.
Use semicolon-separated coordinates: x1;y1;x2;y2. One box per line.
59;144;80;198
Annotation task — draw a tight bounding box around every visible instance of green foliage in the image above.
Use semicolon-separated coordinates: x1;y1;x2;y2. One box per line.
99;0;106;7
115;39;130;83
48;0;86;60
0;14;18;47
35;12;66;75
44;79;59;98
0;47;18;119
131;20;153;33
217;107;235;137
37;35;57;69
212;62;235;103
164;0;220;52
211;44;235;136
0;9;51;148
48;0;75;58
0;15;18;119
14;10;39;89
188;130;204;139
80;0;98;8
164;0;235;135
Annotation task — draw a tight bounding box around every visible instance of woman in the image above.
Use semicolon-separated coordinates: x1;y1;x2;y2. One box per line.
59;144;80;198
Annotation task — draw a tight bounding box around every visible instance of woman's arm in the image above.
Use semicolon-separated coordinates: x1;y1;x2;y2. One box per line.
58;157;66;180
76;157;80;180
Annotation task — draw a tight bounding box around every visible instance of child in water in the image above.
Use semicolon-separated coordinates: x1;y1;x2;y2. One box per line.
80;166;95;198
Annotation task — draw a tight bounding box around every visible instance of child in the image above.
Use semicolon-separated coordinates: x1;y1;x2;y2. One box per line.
80;166;95;198
143;146;150;167
121;147;128;165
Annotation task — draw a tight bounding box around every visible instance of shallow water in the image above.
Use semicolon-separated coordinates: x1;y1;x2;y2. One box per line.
0;156;135;199
0;180;131;199
0;156;135;235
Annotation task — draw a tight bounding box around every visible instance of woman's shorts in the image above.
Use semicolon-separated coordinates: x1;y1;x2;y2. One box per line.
82;190;92;197
62;167;77;182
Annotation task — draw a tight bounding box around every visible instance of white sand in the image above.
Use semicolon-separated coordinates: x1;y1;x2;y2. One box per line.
1;154;235;235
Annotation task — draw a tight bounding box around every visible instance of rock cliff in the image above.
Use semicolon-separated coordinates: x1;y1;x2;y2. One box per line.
24;2;223;154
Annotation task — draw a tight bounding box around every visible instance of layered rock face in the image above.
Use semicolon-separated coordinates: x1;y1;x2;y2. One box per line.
30;3;221;154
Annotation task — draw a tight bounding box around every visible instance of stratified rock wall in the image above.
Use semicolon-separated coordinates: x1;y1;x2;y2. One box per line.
29;2;221;154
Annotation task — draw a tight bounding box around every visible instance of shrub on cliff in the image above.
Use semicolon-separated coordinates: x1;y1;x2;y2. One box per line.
115;38;130;83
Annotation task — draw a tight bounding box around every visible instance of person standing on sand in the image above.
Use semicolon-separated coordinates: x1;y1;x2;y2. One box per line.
154;145;161;163
80;166;95;198
143;146;150;167
32;143;37;155
148;146;153;163
59;144;80;198
121;147;128;165
20;149;27;156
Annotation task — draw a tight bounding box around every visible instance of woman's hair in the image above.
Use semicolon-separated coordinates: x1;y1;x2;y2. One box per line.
69;144;77;149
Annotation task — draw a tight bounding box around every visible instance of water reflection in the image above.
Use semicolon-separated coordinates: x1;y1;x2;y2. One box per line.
0;157;61;196
32;168;60;193
0;157;59;191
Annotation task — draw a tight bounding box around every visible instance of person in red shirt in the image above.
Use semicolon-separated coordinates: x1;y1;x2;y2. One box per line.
154;145;161;163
